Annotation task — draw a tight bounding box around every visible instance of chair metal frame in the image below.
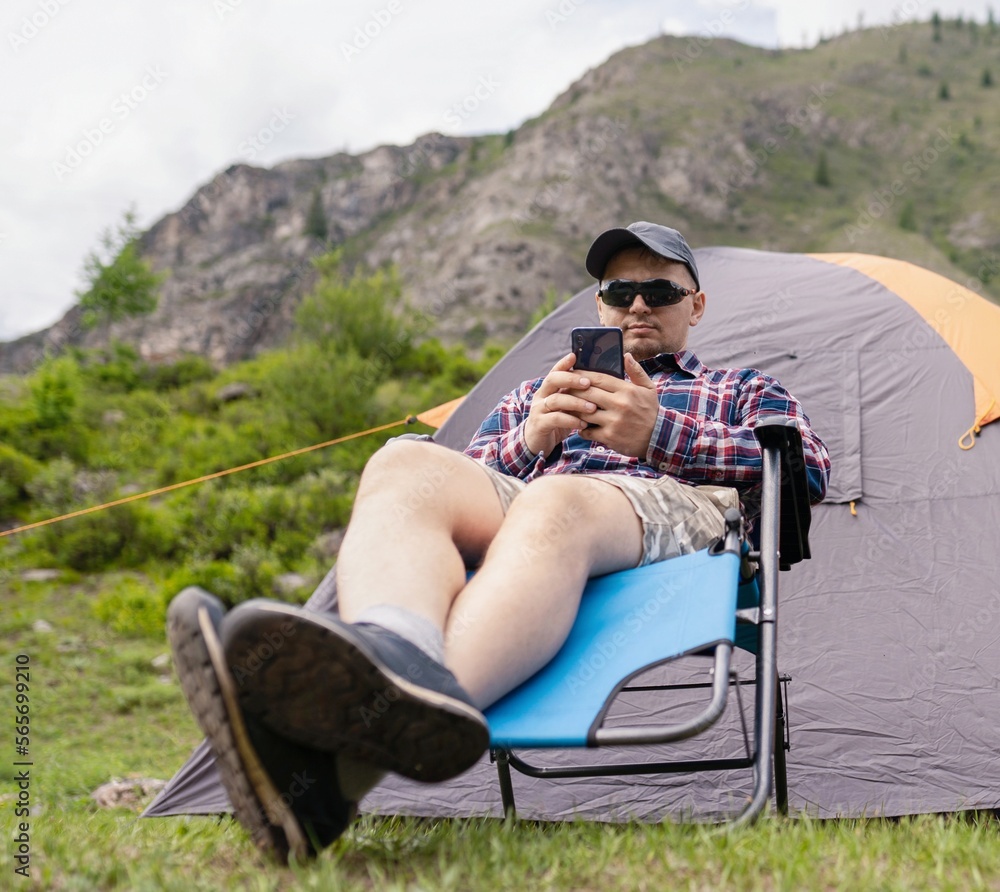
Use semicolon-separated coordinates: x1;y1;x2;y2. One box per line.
488;417;812;824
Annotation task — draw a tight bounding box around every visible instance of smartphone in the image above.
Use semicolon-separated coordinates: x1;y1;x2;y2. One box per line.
572;327;624;378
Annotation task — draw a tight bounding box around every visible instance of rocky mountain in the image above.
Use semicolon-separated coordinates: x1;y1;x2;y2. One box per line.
3;20;998;373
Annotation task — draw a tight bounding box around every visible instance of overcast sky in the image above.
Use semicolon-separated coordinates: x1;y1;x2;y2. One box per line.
1;0;994;342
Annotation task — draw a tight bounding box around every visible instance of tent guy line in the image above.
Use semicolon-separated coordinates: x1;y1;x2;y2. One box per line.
0;416;417;539
1;399;466;539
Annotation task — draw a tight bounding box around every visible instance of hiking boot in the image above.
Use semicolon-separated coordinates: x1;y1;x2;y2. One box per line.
221;600;489;783
167;587;356;863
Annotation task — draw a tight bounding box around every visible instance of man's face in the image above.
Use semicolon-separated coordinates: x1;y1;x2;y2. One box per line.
595;247;706;361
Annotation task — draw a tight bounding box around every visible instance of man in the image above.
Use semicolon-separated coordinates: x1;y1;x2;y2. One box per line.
168;221;831;862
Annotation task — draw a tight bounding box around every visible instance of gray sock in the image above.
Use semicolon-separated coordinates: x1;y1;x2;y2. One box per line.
354;604;446;665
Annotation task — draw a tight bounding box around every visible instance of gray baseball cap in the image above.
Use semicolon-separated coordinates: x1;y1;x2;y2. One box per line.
585;221;700;290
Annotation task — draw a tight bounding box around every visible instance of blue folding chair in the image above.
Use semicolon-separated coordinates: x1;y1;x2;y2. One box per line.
483;418;812;824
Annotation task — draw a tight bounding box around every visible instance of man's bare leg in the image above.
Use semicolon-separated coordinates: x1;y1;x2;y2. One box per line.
335;439;506;629
442;475;643;708
202;441;644;810
336;440;644;708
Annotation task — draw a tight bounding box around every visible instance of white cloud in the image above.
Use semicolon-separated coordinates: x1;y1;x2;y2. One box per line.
0;0;995;340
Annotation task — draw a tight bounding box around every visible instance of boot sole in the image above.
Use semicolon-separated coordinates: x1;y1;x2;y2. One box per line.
167;589;310;863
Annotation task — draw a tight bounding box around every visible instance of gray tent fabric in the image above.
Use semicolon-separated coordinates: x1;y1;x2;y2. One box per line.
145;247;1000;821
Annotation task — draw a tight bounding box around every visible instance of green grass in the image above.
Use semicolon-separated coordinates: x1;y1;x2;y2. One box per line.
3;574;1000;890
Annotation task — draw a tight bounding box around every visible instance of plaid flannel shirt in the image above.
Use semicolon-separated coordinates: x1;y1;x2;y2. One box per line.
464;349;831;520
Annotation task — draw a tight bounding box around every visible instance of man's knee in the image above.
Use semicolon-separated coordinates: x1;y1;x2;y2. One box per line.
358;440;499;518
358;439;449;496
504;476;605;535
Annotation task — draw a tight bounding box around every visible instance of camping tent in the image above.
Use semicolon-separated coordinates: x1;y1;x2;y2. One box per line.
146;247;1000;821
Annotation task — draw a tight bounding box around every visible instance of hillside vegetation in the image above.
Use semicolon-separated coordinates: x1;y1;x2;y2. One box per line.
0;255;503;631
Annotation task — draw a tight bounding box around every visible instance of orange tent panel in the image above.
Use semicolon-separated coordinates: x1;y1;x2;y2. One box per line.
813;253;1000;432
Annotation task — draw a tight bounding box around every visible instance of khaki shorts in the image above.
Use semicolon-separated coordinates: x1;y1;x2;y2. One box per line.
465;456;739;567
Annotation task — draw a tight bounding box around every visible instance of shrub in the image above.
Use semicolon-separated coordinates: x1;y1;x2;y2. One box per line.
176;468;356;566
25;457;78;513
305;190;328;240
180;485;272;559
159;546;283;608
93;576;168;637
141;354;216;391
230;543;282;601
23;357;90;461
76;342;143;393
0;444;41;516
31;357;78;428
40;508;140;572
160;560;242;607
27;490;178;572
77;208;164;329
122;502;184;565
263;343;381;440
814;150;832;187
95;393;176;472
294;252;422;362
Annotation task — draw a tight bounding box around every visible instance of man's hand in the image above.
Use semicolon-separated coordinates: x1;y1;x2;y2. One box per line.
570;354;660;458
523;353;598;456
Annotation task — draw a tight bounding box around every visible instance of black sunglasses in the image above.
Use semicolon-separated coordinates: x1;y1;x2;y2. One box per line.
598;278;697;308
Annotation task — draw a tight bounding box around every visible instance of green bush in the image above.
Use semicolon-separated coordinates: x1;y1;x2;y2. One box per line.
230;543;282;601
73;345;215;396
31;357;78;428
154;414;279;486
93;576;168;637
25;457;78;513
22;357;90;461
160;560;243;606
159;545;284;608
40;508;139;572
75;342;143;392
141;353;216;391
263;343;379;440
271;468;356;558
122;502;184;564
77;209;164;329
176;468;355;565
294;252;422;362
30;499;179;572
0;443;41;516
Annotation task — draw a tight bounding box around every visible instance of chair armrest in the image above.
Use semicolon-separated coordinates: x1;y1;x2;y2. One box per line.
754;418;812;567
